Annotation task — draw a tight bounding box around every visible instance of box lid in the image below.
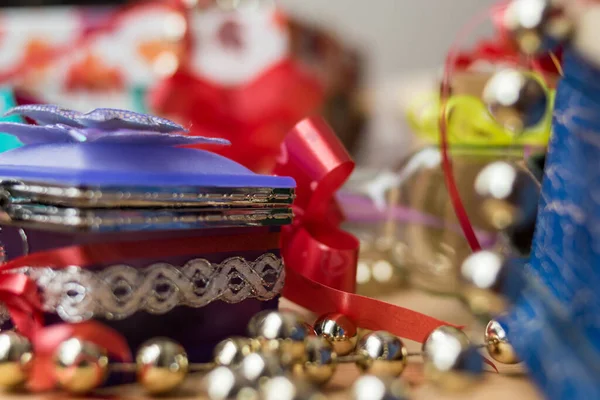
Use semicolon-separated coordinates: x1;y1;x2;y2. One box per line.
0;105;295;232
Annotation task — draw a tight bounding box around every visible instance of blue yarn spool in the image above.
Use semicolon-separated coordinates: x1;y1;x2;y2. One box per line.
500;50;600;399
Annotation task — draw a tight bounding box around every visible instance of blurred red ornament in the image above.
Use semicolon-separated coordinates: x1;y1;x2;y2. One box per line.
149;59;325;172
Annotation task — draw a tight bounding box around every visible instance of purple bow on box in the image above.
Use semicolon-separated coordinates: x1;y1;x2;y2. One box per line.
0;105;230;146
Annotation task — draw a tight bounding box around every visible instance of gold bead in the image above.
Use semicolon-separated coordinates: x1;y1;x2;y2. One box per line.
503;0;572;55
422;326;483;391
355;331;407;377
293;337;337;386
485;320;520;364
460;251;509;318
260;375;327;400
352;375;409;400
136;338;189;395
475;161;539;232
204;366;258;400
214;337;261;367
313;313;358;356
248;311;309;365
0;332;33;389
53;338;109;394
239;352;283;384
483;69;548;134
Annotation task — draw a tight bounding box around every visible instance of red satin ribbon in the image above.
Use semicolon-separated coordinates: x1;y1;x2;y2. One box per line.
0;274;43;336
274;118;457;342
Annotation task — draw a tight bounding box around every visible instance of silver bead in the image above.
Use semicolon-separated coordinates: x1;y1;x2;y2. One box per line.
0;332;33;389
248;311;308;364
483;69;548;134
503;0;572;55
352;375;409;400
422;326;483;391
239;352;283;384
204;366;258;400
293;336;337;385
355;331;407;377
53;338;109;394
214;337;261;367
475;161;539;231
136;338;189;394
260;375;327;400
485;320;520;364
460;251;509;317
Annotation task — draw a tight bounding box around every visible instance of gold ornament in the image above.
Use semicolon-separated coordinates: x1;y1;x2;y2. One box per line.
247;311;309;365
0;332;33;389
53;338;109;394
483;69;548;134
313;313;358;356
485;320;520;364
355;331;407;377
260;375;327;400
503;0;572;55
475;161;539;231
214;337;261;367
293;337;337;385
422;326;483;391
239;352;283;384
352;375;408;400
136;338;189;395
204;366;258;400
460;250;509;317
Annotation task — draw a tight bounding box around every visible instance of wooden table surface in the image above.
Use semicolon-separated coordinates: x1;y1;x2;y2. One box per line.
0;289;542;400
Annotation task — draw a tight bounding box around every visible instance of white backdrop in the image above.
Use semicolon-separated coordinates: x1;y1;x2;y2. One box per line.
281;0;496;84
280;0;498;166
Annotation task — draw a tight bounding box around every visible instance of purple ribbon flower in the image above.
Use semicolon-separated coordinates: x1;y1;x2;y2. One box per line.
0;105;230;146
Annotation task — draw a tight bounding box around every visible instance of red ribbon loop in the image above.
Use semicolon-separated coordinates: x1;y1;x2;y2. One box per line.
0;273;43;337
274;117;359;293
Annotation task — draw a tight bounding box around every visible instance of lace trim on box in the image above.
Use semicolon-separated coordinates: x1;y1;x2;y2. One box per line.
0;253;284;324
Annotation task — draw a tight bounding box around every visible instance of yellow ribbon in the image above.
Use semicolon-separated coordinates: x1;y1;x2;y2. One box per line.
407;89;554;147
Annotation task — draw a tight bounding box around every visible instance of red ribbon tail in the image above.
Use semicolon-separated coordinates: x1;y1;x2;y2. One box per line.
283;267;457;343
28;321;131;391
484;357;499;373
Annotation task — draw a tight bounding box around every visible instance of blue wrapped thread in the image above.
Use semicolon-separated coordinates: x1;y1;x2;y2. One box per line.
501;50;600;399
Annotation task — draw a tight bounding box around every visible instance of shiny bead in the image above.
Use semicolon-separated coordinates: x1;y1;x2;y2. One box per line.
54;338;109;394
483;69;548;134
204;366;258;400
422;326;483;391
352;375;409;400
0;332;33;389
260;375;327;400
503;0;572;55
313;313;358;356
247;311;308;364
293;337;337;385
475;161;539;231
460;251;510;317
213;337;261;367
355;331;407;377
485;320;520;364
136;338;189;395
239;352;283;384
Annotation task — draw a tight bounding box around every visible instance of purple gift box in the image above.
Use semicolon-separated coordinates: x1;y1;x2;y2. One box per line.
0;105;295;363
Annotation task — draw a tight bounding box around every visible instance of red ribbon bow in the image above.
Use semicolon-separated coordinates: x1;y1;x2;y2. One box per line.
274;118;456;343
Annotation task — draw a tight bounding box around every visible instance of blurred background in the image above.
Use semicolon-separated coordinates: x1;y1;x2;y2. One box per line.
284;0;497;166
